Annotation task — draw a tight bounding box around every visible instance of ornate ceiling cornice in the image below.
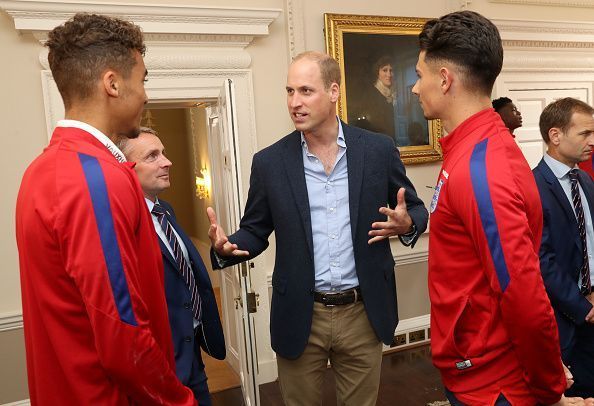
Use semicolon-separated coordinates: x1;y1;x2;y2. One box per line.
490;0;594;7
0;0;281;47
492;17;594;46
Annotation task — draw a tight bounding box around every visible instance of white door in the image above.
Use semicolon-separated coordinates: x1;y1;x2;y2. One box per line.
207;79;261;406
508;88;589;168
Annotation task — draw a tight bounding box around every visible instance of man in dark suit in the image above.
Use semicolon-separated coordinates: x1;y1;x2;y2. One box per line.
207;51;428;405
120;127;225;405
534;97;594;398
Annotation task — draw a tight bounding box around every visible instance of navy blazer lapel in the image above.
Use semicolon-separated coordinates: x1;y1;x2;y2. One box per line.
166;212;209;279
538;159;578;224
282;131;314;258
157;235;177;269
343;123;364;241
537;159;581;251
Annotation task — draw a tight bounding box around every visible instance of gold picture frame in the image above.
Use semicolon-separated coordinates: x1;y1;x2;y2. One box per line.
324;13;443;165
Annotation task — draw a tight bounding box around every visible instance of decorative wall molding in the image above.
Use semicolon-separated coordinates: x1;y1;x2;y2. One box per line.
503;40;594;48
37;48;254;71
493;18;594;44
0;312;23;332
490;0;594;7
0;0;281;43
1;1;281;71
285;0;305;60
488;18;594;71
503;52;594;70
393;249;429;267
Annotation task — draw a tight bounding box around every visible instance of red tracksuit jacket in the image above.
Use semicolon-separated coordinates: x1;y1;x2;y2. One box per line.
15;126;195;405
428;109;565;404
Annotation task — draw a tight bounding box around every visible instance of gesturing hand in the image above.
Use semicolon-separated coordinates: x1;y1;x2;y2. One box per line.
207;207;249;257
368;187;413;245
564;363;574;389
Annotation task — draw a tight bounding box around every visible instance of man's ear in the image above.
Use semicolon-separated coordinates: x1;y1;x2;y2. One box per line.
103;70;119;97
439;67;453;94
548;127;562;146
329;82;340;103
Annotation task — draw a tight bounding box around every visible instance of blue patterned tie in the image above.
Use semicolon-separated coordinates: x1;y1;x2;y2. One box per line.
569;169;592;296
152;203;202;321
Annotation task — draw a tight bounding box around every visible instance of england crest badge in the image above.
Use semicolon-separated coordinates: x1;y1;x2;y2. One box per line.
430;179;444;213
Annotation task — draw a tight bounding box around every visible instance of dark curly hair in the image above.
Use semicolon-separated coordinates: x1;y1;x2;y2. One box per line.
46;13;145;109
419;11;503;96
492;97;512;112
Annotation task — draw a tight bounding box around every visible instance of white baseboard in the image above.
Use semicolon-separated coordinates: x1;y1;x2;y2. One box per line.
256;358;277;385
2;400;30;405
395;314;430;334
383;314;431;352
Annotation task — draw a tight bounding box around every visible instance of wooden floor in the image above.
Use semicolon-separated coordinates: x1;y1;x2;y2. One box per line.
211;344;446;406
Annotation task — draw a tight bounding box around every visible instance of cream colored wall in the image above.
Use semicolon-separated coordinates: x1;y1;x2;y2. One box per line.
0;329;28;403
0;10;48;319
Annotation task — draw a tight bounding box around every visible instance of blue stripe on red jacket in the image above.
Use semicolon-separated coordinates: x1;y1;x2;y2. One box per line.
470;139;510;292
79;153;137;326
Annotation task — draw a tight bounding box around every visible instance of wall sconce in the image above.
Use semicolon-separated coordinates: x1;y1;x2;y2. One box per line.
195;167;211;200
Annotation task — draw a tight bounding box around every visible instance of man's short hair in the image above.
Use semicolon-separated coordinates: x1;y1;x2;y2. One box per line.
492;97;512;112
292;51;341;90
419;11;503;96
539;98;594;143
46;13;146;109
118;126;157;156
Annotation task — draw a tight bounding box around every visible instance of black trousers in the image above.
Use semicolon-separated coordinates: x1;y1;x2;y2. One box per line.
187;349;212;405
566;322;594;398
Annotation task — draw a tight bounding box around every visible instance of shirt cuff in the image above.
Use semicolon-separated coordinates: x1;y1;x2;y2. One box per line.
398;223;417;247
213;250;227;268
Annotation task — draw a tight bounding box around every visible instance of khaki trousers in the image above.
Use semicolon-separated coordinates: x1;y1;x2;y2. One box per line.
277;301;383;406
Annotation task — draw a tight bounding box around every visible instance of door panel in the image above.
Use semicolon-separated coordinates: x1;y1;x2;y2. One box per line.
207;79;260;405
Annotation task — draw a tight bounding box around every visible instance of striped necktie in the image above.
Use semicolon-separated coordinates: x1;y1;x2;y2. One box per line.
152;203;202;321
569;169;592;295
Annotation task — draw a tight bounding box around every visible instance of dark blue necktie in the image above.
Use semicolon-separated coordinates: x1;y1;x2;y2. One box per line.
152;203;202;321
569;169;592;296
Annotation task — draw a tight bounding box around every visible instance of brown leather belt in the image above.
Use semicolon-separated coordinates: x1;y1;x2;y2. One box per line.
313;287;362;306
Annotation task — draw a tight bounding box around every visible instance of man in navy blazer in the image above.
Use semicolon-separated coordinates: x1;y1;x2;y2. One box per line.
534;98;594;398
120;127;225;405
207;51;428;405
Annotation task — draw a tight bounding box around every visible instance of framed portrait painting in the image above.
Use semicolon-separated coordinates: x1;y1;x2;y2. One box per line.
324;13;443;164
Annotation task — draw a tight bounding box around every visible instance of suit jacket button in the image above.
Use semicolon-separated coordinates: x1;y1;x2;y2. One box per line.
184;336;192;342
184;302;191;309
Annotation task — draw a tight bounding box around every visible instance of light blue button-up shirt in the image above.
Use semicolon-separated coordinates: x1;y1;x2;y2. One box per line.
301;121;359;292
544;153;594;285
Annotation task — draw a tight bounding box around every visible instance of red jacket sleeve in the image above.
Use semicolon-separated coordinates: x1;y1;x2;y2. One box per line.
461;138;565;404
58;154;196;405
